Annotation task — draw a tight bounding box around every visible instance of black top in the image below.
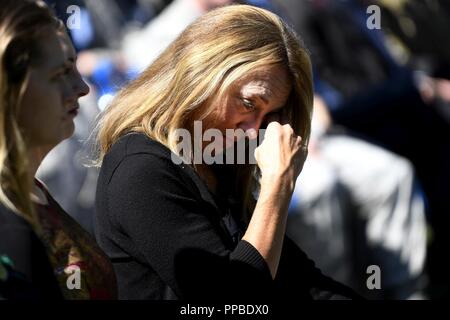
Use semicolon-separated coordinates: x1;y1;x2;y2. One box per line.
0;204;62;299
95;132;360;300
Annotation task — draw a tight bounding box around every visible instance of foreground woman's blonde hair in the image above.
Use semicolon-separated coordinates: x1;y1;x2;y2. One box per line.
95;4;313;221
0;0;62;227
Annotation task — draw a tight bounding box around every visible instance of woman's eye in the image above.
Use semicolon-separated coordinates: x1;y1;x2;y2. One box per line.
241;99;255;111
52;67;72;80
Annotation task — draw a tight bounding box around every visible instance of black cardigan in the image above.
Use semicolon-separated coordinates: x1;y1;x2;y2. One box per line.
95;132;360;300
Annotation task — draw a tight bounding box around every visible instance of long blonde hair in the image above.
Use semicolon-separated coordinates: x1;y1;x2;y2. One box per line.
0;0;62;226
95;4;313;221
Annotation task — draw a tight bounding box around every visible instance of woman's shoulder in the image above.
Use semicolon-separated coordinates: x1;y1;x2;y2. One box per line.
103;132;177;171
100;132;192;186
100;132;204;200
110;132;171;157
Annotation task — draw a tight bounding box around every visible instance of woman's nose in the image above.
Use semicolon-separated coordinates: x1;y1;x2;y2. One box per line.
75;74;90;98
69;68;90;99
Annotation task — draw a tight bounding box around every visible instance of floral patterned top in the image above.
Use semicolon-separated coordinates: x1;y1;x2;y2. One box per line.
0;180;117;299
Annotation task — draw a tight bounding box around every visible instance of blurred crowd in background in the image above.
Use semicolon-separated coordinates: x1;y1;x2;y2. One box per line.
39;0;450;299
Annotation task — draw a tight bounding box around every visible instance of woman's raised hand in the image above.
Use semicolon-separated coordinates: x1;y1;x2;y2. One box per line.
255;119;307;193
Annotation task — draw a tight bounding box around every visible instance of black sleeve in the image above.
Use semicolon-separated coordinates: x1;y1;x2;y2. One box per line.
274;236;363;300
106;153;273;300
0;223;34;278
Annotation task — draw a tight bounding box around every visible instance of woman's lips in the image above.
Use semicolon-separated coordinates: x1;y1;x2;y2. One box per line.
67;106;79;117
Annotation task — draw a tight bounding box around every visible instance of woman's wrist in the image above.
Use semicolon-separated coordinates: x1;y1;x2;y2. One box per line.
260;173;295;198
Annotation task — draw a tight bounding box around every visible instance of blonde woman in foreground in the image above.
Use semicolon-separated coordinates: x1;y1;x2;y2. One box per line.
95;4;361;300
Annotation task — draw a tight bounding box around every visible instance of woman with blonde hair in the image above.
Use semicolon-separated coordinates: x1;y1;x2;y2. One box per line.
95;4;359;300
0;0;116;299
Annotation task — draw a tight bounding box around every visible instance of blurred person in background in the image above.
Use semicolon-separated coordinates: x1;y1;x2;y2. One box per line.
287;95;427;299
121;0;237;72
44;0;170;50
278;0;450;298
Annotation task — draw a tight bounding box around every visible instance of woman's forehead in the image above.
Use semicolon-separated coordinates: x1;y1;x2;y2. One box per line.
37;30;75;70
233;65;292;96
